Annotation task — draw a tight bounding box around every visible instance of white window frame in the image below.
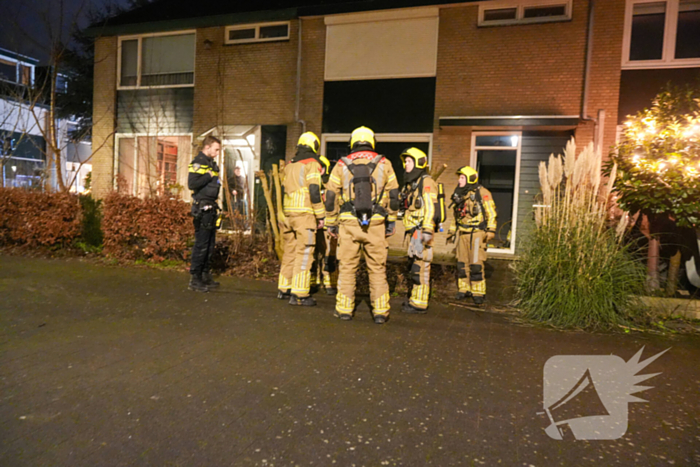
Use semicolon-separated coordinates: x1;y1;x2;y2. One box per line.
117;30;196;90
0;55;35;86
114;133;194;197
478;0;572;27
224;22;290;45
622;0;700;69
320;133;433;165
470;131;522;256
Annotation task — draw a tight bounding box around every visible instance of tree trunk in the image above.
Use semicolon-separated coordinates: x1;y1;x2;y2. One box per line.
665;249;682;297
647;236;660;290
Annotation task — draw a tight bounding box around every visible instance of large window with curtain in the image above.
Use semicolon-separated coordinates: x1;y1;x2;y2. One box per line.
118;32;195;89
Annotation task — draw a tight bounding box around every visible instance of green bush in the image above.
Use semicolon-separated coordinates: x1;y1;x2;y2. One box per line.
514;140;647;330
78;194;103;247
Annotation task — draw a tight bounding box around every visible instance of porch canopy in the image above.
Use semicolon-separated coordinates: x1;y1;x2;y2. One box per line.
439;115;580;128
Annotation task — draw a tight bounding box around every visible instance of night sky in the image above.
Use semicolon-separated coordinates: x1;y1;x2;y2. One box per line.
0;0;130;63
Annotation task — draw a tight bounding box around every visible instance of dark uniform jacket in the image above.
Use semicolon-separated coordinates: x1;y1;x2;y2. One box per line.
188;152;221;204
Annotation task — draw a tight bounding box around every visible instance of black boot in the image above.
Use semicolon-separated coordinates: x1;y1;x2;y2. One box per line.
455;291;472;300
325;287;338;296
277;290;292;300
202;272;220;289
188;274;209;292
373;314;389;324
289;294;317;306
472;295;486;305
333;310;353;321
401;301;427;314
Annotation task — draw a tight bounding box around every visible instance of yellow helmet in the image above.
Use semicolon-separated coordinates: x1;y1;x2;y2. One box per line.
400;147;428;170
456;165;479;184
349;126;375;150
319;155;331;174
298;131;320;154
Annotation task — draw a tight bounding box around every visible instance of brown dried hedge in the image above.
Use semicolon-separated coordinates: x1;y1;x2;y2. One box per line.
0;188;82;247
102;192;193;262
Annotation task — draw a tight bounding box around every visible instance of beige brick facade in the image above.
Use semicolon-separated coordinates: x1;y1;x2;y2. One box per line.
93;0;626;224
91;36;118;198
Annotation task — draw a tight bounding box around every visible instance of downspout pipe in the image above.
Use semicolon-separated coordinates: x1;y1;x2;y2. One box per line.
295;18;307;134
581;0;604;151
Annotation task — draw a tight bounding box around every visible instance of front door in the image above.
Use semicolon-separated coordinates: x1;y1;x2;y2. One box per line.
471;133;521;254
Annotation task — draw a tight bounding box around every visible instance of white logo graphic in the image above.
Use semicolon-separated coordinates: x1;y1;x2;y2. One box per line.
542;347;669;440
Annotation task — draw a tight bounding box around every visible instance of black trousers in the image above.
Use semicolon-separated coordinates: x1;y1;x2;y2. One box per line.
190;210;217;275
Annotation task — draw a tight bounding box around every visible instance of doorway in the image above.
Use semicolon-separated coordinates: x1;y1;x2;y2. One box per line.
471;133;521;254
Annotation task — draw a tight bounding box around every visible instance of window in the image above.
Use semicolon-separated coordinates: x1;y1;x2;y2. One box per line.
624;0;700;68
224;22;290;45
0;59;16;82
472;132;522;254
479;1;571;26
118;32;195;89
116;135;191;197
0;58;34;85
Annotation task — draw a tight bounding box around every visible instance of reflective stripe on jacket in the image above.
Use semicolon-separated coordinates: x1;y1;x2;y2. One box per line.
282;158;325;219
402;175;438;233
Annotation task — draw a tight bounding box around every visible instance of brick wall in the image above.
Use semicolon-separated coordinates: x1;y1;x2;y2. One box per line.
291;17;326;159
578;0;625;156
434;0;624;158
193;22;300;159
435;3;588;121
91;36;118;198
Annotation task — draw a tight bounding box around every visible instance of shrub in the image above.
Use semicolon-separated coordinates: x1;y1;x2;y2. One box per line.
513;140;647;330
78;194;103;247
102;192;192;262
0;188;82;247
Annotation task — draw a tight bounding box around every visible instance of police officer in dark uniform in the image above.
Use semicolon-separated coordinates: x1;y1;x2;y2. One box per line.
188;135;222;292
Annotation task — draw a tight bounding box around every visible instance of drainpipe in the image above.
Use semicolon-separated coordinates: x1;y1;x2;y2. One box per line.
295;18;307;134
580;0;603;152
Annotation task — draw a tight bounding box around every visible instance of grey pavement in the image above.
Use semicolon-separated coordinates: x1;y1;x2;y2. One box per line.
1;255;698;466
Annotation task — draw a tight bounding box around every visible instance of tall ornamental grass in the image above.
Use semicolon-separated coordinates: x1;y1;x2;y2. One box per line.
514;140;647;330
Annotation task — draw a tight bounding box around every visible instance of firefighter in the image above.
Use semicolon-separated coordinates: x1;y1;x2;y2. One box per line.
447;166;497;305
278;131;325;306
325;126;399;324
188;135;222;292
310;155;339;295
399;148;438;313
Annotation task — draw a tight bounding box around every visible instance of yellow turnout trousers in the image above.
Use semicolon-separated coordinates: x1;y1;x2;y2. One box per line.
406;228;433;310
278;214;317;298
336;222;390;318
455;230;487;296
323;230;338;289
310;229;338;290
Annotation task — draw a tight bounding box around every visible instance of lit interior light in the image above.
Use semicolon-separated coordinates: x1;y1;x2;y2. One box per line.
510;136;519;147
223;138;250;146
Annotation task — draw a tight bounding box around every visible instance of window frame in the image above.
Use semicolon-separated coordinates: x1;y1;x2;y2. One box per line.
114;133;193;197
478;0;573;27
622;0;700;69
224;21;291;45
0;56;35;86
117;30;196;90
470;131;523;256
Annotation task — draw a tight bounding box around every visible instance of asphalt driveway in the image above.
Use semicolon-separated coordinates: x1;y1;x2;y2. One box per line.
1;255;698;466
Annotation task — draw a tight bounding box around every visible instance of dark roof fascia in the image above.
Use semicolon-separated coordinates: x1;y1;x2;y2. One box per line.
298;0;474;17
84;8;298;37
439;116;581;127
0;48;40;65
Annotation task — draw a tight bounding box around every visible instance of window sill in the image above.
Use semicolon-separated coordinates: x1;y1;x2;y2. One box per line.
117;84;195;91
622;60;700;70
